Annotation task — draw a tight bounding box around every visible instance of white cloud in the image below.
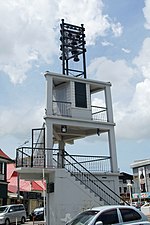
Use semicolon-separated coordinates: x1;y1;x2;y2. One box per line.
133;38;150;79
143;0;150;29
0;0;123;84
101;41;113;46
88;57;136;102
0;0;58;84
55;0;123;45
110;22;123;37
87;35;150;141
115;36;150;140
115;79;150;139
0;104;44;138
87;55;150;140
121;48;131;54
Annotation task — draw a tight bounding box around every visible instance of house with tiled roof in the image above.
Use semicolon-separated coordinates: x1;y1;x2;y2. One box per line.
0;149;13;205
7;163;46;215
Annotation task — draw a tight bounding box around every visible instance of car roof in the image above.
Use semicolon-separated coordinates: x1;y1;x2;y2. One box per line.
34;207;44;210
87;205;137;211
0;204;24;208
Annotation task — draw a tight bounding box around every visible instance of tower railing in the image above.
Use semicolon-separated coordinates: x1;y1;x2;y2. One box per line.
61;150;128;205
52;100;107;121
91;105;107;121
16;147;110;172
53;100;71;117
15;147;128;205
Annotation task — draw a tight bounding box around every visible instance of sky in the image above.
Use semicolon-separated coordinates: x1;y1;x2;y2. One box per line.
0;0;150;174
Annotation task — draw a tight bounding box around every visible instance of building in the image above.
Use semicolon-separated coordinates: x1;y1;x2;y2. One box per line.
0;149;13;205
15;20;126;225
119;172;133;203
131;159;150;202
7;163;46;215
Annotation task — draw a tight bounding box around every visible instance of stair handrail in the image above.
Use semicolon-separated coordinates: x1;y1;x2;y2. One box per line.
62;150;129;206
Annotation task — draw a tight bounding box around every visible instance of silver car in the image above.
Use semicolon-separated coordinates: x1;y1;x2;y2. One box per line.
0;204;26;225
66;205;150;225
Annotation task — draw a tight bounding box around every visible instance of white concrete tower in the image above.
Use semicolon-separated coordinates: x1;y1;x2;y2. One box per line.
15;20;121;225
44;70;120;225
44;71;118;173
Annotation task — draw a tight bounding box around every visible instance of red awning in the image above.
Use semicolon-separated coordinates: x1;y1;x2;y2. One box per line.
7;163;46;193
31;180;46;191
8;177;32;192
7;164;18;179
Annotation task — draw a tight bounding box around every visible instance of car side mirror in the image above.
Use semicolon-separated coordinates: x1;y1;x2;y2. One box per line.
95;221;103;225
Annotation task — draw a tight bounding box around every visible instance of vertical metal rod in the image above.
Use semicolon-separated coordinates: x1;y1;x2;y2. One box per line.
31;129;34;167
43;168;46;222
17;173;20;202
81;24;86;79
61;19;65;75
43;128;46;168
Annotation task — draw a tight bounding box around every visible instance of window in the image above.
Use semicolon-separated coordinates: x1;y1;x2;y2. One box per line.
0;162;5;180
124;187;127;193
13;205;24;211
75;82;87;108
9;206;14;212
119;187;121;193
96;209;119;225
0;162;4;174
19;205;24;211
67;210;99;225
119;208;141;222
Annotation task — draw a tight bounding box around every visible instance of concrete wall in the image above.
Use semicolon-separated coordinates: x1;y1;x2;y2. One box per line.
47;169;102;225
46;169;120;225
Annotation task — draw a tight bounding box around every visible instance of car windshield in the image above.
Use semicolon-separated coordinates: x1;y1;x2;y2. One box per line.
66;210;99;225
0;206;8;213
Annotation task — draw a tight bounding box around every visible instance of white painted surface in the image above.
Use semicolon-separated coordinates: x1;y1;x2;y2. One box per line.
47;169;102;225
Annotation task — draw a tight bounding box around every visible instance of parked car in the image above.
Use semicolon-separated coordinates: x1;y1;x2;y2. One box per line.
66;205;150;225
141;202;150;216
131;201;141;209
0;204;26;225
29;207;45;221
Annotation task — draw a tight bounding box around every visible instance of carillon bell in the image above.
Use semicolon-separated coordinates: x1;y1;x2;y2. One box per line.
74;55;79;62
71;48;78;55
59;19;86;78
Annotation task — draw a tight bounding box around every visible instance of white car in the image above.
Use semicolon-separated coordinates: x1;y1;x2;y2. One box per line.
66;205;150;225
0;204;26;225
141;202;150;216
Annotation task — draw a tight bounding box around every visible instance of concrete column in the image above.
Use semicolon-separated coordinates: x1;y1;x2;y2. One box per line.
45;119;53;167
108;127;118;173
105;85;114;123
45;73;53;116
58;140;65;168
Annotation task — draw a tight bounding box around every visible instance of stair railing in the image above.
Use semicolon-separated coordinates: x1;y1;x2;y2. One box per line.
61;151;129;206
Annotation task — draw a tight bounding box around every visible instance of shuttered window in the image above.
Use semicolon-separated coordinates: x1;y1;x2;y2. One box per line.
75;82;87;108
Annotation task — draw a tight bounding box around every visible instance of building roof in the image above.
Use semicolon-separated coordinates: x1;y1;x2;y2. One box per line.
130;159;150;168
0;149;12;161
120;172;133;178
7;163;46;193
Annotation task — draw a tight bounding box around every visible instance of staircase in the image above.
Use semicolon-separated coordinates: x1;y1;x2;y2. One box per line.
16;144;128;206
29;126;125;205
55;150;128;206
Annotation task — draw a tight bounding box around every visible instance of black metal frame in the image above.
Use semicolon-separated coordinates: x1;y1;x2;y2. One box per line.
15;147;129;206
60;19;87;78
31;127;45;167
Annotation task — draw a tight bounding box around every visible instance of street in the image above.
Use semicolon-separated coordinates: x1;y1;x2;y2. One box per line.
25;220;46;225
